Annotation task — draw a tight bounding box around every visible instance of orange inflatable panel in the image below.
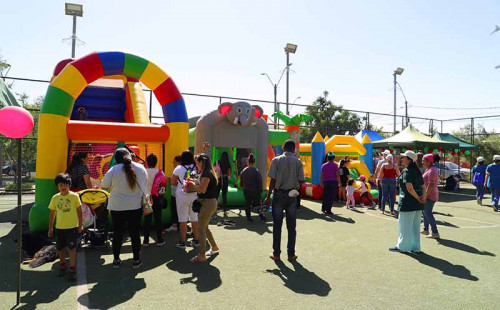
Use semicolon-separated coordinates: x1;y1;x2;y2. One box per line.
67;121;169;142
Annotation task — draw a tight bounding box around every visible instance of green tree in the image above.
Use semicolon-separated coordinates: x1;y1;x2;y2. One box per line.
301;91;362;141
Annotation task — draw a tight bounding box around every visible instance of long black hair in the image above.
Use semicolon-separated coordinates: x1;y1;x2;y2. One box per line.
219;151;231;175
66;152;87;173
196;153;218;186
115;148;137;189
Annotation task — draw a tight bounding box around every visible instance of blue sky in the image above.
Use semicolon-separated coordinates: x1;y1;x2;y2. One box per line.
2;0;500;133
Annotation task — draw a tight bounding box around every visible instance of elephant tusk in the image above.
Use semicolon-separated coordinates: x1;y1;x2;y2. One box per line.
233;117;239;125
251;122;257;126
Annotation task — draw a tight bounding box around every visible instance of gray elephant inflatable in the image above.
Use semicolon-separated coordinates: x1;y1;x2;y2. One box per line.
195;101;269;186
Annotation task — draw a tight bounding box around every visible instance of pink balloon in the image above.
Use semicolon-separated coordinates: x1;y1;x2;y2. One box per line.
0;106;34;138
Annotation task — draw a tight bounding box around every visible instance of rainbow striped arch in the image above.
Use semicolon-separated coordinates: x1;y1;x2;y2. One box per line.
30;52;189;232
45;51;187;123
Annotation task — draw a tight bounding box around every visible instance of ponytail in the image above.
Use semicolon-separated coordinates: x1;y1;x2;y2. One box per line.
248;153;256;164
115;148;137;189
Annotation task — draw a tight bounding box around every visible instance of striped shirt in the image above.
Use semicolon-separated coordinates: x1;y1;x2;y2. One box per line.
268;152;305;190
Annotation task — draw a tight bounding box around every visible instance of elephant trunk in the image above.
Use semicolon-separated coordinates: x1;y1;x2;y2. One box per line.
238;114;249;126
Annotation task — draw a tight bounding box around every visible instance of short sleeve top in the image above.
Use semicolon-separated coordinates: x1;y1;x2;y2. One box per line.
486;164;500;187
423;166;439;202
198;170;218;199
398;166;424;212
321;162;339;182
49;191;81;229
69;164;90;190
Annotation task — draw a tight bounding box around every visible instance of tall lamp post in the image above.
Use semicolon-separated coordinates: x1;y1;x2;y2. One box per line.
393;67;404;133
65;3;83;58
284;43;298;115
261;64;292;128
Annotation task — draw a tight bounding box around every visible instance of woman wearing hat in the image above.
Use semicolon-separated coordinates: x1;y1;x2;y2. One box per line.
390;150;426;253
421;154;440;239
472;157;487;205
321;152;339;215
485;155;500;212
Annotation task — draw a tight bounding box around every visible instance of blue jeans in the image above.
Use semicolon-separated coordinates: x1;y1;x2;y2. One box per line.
381;178;396;212
377;181;384;208
490;187;500;208
272;190;297;257
321;181;338;213
475;185;485;200
423;200;438;233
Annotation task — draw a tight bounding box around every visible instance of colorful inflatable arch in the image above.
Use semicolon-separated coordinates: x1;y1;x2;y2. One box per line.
30;52;189;232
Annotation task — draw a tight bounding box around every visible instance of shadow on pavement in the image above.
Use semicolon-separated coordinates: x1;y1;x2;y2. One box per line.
266;260;331;296
403;252;479;281
436;238;496;256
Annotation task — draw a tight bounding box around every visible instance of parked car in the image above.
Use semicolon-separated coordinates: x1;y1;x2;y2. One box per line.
2;162;29;177
436;162;470;181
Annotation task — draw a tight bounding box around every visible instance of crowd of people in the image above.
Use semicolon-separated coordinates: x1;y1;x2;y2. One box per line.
48;141;500;280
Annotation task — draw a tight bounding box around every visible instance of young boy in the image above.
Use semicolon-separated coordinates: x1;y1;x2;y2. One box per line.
48;173;83;280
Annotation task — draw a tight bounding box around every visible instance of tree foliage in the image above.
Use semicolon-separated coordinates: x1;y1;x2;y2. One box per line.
300;91;362;141
452;124;499;164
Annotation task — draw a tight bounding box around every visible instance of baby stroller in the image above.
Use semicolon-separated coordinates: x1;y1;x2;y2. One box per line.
78;189;110;247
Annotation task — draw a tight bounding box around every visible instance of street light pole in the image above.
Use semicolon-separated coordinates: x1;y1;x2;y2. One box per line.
393;67;404;133
65;3;83;58
261;64;292;129
71;15;77;58
284;43;297;116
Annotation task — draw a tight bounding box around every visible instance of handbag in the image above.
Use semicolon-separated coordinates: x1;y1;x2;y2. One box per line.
192;199;202;213
137;180;153;215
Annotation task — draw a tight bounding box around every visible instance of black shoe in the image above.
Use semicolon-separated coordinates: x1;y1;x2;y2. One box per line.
57;265;66;277
67;268;77;281
132;260;142;269
176;242;186;249
112;259;122;269
389;247;400;252
191;239;200;247
325;211;334;215
247;217;253;222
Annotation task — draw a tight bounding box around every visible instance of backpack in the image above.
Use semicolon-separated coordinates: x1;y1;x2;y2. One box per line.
472;172;485;186
182;165;199;183
152;169;167;197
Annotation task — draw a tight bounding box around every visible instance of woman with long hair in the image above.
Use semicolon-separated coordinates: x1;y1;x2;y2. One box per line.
389;150;426;253
337;159;350;202
171;150;199;249
66;152;92;191
218;152;232;224
421;154;440;239
188;153;220;263
320;152;339;215
102;148;148;268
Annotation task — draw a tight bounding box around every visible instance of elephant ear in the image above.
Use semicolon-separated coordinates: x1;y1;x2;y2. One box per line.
252;105;264;119
218;102;232;115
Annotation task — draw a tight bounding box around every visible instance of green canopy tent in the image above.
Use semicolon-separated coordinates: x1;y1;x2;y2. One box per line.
432;133;478;150
0;78;21;108
373;124;458;150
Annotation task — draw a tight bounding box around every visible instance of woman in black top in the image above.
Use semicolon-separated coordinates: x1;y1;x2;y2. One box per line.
338;159;350;202
66;152;92;191
218;152;232;224
188;153;220;263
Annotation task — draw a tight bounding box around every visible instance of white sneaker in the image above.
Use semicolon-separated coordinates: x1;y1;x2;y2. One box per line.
165;225;177;232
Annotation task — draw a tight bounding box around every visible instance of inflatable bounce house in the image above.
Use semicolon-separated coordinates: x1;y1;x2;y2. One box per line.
29;52;188;232
299;131;377;201
193;102;269;205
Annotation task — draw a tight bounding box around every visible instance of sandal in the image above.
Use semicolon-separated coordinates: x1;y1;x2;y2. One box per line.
206;249;220;257
190;256;207;264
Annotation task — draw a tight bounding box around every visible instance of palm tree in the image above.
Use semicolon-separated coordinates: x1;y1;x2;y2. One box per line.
272;111;312;152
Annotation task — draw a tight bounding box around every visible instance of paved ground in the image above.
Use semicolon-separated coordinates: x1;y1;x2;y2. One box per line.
1;185;500;310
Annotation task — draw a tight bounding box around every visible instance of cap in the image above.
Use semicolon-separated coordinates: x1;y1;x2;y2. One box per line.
359;175;366;181
494;155;500;161
477;156;485;163
386;154;393;160
423;154;434;163
401;150;417;162
327;151;335;159
382;150;390;155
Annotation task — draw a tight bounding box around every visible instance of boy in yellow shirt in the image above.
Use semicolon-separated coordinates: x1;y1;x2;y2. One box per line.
48;173;83;280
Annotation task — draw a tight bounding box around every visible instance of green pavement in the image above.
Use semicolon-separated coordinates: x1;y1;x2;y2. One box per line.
1;186;500;309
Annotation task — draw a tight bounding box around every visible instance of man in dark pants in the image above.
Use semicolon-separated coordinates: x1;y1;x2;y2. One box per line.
264;140;305;262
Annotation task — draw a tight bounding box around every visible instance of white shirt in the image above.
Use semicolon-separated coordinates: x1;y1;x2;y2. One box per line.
146;168;160;195
102;162;148;211
172;164;198;199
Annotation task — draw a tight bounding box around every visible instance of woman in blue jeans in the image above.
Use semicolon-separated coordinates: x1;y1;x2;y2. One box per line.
379;154;400;215
421;154;440;239
485;155;500;212
472;157;487;205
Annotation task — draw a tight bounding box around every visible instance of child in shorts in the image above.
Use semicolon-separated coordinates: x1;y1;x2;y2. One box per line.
48;173;83;280
346;179;356;210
